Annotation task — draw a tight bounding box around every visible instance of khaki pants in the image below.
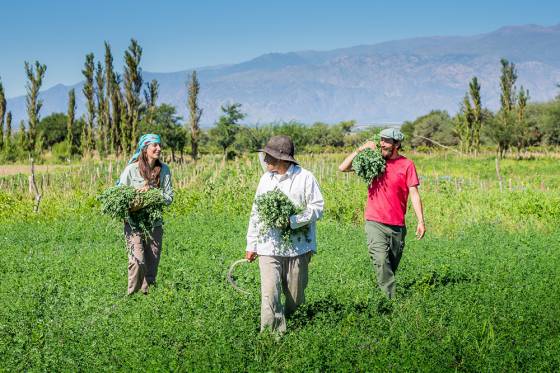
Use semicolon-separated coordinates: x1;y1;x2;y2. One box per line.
258;252;312;333
124;224;163;295
365;220;406;299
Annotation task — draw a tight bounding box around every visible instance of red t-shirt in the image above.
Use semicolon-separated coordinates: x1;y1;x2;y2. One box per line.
364;155;419;226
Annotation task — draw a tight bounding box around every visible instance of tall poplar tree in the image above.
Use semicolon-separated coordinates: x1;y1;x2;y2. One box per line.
469;77;483;155
144;79;159;108
95;61;108;156
187;71;203;160
486;59;518;157
67;89;76;153
500;59;517;113
144;79;159;125
24;61;47;154
18;120;27;149
0;78;6;150
499;59;517;157
5;111;12;150
81;53;96;155
123;39;143;152
104;42;114;154
456;76;483;155
111;73;123;156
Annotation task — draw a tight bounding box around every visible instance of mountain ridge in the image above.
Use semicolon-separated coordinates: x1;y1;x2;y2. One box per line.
6;23;560;127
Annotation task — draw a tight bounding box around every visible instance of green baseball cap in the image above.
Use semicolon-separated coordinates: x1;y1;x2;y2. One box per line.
379;128;404;141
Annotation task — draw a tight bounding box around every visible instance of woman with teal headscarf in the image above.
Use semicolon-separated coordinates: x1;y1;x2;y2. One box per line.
118;134;174;295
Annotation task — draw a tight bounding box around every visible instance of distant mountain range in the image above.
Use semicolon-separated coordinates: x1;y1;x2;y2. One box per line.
6;23;560;127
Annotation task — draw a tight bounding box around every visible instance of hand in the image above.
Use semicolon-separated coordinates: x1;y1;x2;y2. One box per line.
130;185;150;211
138;185;150;193
416;222;426;239
245;251;258;262
358;140;376;152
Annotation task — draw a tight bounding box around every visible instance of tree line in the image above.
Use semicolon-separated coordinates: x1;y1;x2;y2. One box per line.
0;39;204;163
402;59;559;157
1;40;559;163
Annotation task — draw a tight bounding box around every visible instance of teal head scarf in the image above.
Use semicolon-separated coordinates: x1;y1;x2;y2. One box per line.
128;134;161;164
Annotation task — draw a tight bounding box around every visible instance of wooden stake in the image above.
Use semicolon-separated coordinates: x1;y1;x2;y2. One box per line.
495;157;503;192
29;158;42;213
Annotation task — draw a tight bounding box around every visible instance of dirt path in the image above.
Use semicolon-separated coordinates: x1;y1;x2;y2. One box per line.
0;164;70;176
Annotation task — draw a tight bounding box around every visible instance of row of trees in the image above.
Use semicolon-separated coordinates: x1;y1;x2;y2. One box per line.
0;39;204;163
403;58;560;157
14;102;365;161
0;62;48;162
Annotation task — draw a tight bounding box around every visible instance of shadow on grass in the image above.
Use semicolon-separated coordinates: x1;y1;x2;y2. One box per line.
288;295;394;329
401;269;478;293
288;270;478;329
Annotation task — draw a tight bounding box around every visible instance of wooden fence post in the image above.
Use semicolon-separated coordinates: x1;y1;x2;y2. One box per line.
29;158;42;213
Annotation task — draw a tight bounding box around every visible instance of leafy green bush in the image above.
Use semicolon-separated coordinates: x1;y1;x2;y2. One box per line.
352;135;386;184
51;141;70;162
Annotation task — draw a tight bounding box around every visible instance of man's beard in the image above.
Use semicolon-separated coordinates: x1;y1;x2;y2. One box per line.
381;148;393;159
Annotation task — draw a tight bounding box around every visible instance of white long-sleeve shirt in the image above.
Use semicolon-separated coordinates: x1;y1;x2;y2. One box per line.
246;164;324;257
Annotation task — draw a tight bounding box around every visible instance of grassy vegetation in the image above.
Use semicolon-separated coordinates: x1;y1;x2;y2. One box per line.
1;152;559;371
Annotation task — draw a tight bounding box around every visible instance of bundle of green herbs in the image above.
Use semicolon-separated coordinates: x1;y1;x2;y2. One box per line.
352;134;386;185
97;185;166;234
254;189;309;249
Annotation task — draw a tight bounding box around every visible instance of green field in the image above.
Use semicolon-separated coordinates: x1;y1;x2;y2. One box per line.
1;153;559;371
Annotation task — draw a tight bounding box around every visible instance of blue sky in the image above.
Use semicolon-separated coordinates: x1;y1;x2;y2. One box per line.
0;0;558;97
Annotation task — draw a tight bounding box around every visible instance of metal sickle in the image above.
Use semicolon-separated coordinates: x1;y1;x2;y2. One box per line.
227;258;252;295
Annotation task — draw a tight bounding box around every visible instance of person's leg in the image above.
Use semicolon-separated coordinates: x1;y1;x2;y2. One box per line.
142;226;163;293
388;226;406;275
283;251;311;317
258;255;286;333
125;224;146;295
365;221;396;298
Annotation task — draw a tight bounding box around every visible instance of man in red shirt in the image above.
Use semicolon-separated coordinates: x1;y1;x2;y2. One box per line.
338;128;425;298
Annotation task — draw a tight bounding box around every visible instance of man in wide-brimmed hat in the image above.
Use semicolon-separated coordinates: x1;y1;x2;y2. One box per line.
338;128;425;299
246;135;324;333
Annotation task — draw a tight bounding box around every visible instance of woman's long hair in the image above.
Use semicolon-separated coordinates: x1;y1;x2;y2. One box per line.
137;147;162;187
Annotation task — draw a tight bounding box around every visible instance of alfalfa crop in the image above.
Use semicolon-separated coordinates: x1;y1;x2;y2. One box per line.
97;185;166;234
254;188;309;250
352;134;386;185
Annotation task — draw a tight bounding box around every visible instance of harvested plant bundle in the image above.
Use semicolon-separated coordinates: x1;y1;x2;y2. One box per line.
254;189;307;249
352;134;386;185
97;185;166;234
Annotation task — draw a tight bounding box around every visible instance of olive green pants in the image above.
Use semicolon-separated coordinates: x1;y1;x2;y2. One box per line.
365;220;406;299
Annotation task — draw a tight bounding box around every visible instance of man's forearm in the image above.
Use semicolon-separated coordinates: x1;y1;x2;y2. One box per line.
411;192;424;223
338;150;359;172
